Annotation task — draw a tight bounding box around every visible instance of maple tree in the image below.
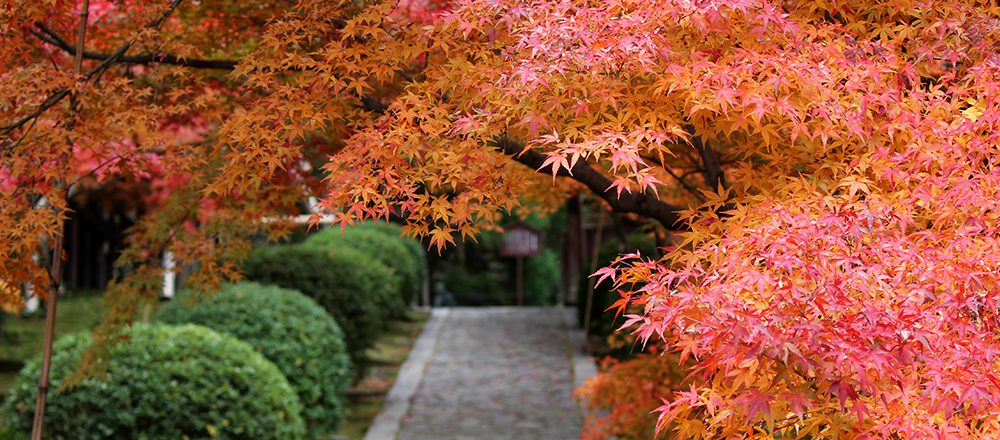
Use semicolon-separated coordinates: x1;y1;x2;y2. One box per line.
1;0;318;316
1;2;319;436
3;0;1000;438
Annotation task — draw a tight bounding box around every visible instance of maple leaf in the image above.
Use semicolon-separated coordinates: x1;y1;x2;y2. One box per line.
591;266;617;287
604;289;632;320
538;151;570;179
428;227;456;254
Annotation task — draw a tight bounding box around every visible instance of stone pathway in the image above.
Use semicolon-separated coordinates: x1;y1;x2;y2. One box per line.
365;307;594;440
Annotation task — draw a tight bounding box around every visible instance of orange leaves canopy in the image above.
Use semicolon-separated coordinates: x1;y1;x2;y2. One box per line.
3;1;1000;437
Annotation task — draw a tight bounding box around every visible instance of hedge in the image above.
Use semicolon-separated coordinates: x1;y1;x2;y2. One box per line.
1;324;305;439
157;282;352;437
353;222;428;291
242;245;395;362
442;268;507;306
524;248;560;306
303;225;421;313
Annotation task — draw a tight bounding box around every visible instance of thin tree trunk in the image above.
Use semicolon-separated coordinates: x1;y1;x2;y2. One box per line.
31;2;88;438
30;230;64;439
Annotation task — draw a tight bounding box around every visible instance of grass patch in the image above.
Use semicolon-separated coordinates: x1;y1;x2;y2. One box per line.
333;310;429;439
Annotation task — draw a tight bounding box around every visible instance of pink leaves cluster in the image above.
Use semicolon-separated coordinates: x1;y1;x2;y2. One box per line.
612;192;1000;435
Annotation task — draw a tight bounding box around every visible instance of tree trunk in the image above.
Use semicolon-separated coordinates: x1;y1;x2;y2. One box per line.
31;2;88;438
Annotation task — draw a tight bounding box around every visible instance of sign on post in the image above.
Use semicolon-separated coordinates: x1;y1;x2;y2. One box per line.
500;222;541;306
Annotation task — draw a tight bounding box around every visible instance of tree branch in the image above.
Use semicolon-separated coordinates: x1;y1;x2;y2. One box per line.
0;89;71;135
1;0;187;136
687;126;726;192
639;152;706;201
31;24;239;70
495;138;686;230
663;166;707;202
27;24;399;116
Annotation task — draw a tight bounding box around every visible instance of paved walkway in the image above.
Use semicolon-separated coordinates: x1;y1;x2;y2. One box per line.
365;307;595;440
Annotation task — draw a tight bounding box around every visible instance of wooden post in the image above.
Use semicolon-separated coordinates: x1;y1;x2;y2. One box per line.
69;215;79;287
162;250;176;299
23;284;39;313
581;209;607;337
515;256;524;306
564;196;582;306
500;222;540;306
421;263;430;307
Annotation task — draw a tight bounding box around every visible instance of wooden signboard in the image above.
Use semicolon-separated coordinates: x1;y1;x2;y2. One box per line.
500;222;541;257
500;222;541;305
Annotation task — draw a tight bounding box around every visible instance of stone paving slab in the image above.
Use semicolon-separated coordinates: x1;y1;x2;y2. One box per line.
366;307;591;440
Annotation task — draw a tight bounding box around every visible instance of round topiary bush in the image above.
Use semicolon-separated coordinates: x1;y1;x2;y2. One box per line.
354;221;428;291
157;282;352;438
242;245;396;362
0;323;305;439
303;226;421;314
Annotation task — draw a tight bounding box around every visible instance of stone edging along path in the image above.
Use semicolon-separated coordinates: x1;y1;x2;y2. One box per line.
363;307;452;440
363;307;597;440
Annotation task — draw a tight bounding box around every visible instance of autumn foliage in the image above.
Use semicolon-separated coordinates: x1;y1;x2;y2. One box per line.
576;354;689;440
3;0;1000;438
1;1;316;317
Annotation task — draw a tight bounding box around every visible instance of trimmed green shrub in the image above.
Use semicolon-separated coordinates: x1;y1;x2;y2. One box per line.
1;324;305;440
443;269;507;305
440;250;559;306
157;282;352;437
0;427;27;440
524;248;560;306
303;226;420;314
242;245;394;362
354;221;428;291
